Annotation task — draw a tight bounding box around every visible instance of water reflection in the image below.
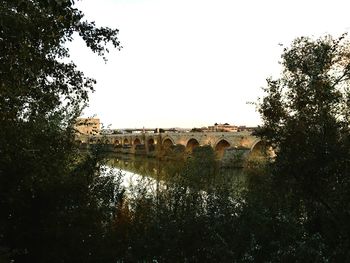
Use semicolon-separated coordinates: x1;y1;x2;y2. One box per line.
105;153;247;184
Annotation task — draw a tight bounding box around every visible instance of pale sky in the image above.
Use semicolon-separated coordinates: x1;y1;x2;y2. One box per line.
68;0;350;129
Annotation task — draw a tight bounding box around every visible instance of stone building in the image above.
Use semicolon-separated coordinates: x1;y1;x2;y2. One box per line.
207;123;238;132
75;118;101;135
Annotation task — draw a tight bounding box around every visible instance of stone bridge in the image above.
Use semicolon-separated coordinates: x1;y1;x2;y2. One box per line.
77;131;264;166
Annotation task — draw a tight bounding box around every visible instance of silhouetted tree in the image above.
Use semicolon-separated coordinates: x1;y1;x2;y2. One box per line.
0;0;121;262
254;34;350;261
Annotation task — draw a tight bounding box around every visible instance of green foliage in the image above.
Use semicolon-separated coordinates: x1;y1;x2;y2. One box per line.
110;155;245;262
255;34;350;261
0;0;121;262
183;145;217;188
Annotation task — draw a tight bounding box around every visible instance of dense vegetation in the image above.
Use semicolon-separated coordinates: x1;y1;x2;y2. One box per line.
253;34;350;261
0;0;120;262
1;0;350;262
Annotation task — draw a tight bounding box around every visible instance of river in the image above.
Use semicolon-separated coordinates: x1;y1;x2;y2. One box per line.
104;153;248;188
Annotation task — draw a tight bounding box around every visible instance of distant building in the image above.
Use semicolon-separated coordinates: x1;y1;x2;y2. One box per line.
207;123;238;132
100;129;114;135
75;118;101;135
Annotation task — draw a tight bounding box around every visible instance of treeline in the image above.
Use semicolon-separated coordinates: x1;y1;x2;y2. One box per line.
1;0;350;262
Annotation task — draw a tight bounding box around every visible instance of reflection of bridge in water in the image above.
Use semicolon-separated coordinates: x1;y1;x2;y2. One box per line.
78;131;265;167
106;153;247;180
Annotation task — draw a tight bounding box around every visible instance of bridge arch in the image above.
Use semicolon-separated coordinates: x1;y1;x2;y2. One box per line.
186;138;200;153
133;138;141;145
147;138;155;152
249;140;267;158
215;139;230;158
123;138;129;145
162;138;174;149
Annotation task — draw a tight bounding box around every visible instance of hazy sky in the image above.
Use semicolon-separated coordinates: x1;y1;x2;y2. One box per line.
68;0;350;129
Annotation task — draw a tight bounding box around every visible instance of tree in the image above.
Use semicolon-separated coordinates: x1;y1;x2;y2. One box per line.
0;0;121;262
256;34;350;261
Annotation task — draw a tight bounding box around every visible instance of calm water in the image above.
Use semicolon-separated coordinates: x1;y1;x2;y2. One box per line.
105;153;247;184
